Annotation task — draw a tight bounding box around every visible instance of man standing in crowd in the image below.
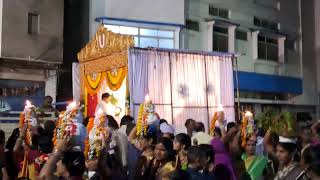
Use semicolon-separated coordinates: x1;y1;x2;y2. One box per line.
95;93;110;116
185;119;196;137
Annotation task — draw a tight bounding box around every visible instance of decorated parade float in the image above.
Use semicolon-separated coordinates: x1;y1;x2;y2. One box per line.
73;25;236;133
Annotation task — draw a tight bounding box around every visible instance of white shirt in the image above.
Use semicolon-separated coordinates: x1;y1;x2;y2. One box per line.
191;132;213;146
95;100;108;116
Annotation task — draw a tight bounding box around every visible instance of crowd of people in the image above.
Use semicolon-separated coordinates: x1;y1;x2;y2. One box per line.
0;95;319;180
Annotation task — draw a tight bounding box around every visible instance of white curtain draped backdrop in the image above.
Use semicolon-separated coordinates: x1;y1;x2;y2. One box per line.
129;48;234;134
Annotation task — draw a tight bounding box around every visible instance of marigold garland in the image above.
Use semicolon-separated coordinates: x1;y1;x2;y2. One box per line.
136;104;145;136
84;117;94;158
209;112;218;136
19;112;32;146
142;113;148;135
84;72;105;95
52;108;78;149
19;112;25;130
52;112;64;147
106;67;127;91
88;115;109;160
86;117;94;133
52;112;64;146
241;114;249;148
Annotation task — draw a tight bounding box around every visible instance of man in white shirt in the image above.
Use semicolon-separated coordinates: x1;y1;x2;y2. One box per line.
94;93;110;116
191;122;213;146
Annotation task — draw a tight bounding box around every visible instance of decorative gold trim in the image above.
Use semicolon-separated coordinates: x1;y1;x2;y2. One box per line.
81;50;128;75
77;25;134;63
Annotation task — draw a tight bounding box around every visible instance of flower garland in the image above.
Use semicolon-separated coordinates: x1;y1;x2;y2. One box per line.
19;112;31;145
52;103;78;149
209;112;218;136
19;111;32;146
106;67;127;91
142;113;148;135
88;114;109;160
84;72;105;95
241;114;248;148
136;104;145;136
84;117;94;158
52;112;64;147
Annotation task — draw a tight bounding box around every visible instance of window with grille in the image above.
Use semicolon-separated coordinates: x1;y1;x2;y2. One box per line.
28;13;39;35
258;35;278;61
285;39;295;51
212;26;228;52
236;30;247;41
186;19;200;31
209;5;229;19
105;25;175;49
254;17;278;31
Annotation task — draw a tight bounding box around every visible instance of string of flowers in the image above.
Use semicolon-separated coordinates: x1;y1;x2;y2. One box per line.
52;112;64;147
88;114;109;160
136;104;145;136
19;112;31;146
241;113;248;148
209;112;218;136
142;111;148;135
84;117;94;158
19;100;37;179
52;102;78;149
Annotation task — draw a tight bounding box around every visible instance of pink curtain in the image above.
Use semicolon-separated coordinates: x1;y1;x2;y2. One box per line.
128;48;235;134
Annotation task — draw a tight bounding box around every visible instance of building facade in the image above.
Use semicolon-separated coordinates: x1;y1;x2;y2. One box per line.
301;0;320;120
0;0;64;107
88;0;319;120
183;0;318;120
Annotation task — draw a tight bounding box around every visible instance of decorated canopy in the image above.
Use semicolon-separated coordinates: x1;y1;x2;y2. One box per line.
76;25;134;120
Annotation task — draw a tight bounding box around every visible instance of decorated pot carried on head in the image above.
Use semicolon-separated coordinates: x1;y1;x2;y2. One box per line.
241;111;256;148
272;111;297;144
86;109;109;160
136;95;160;137
18;100;39;179
19;100;38;146
52;101;87;152
209;104;226;136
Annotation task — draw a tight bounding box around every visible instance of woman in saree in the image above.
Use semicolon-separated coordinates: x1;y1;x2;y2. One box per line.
135;137;175;180
241;135;269;180
173;133;191;171
274;136;308;180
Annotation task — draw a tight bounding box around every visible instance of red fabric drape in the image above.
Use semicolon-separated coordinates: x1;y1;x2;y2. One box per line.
87;93;98;117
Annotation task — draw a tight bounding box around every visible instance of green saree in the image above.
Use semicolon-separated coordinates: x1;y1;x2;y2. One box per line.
242;153;268;180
